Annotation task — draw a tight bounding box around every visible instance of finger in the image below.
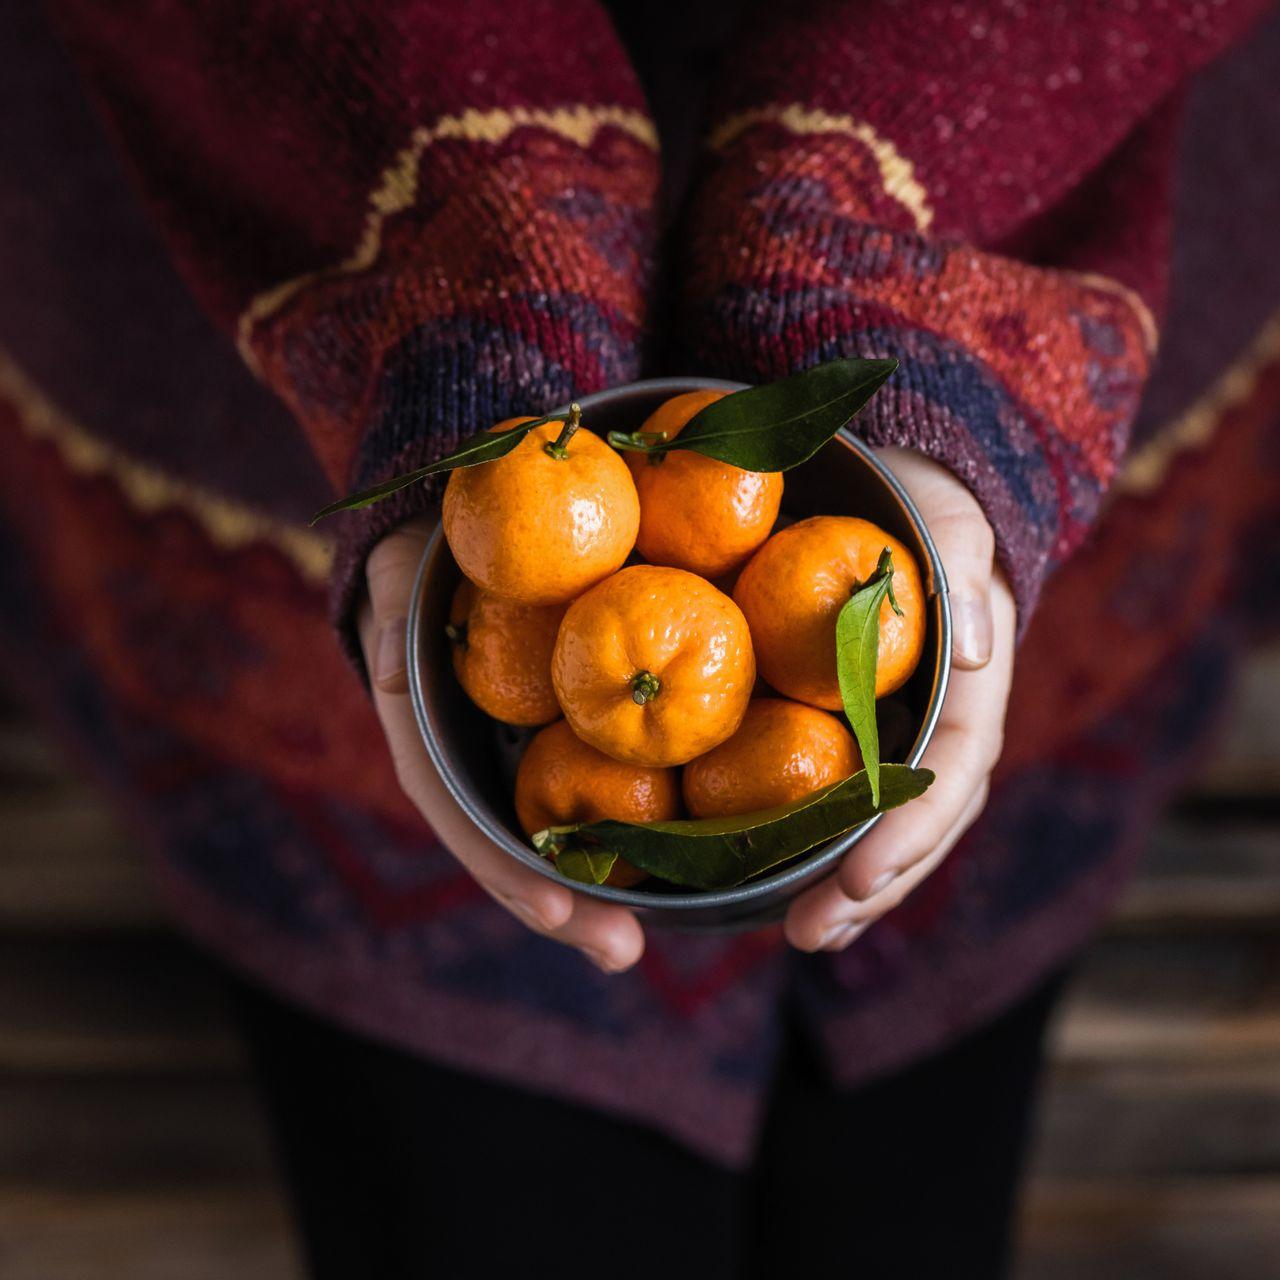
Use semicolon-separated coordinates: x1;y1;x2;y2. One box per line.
837;575;1012;893
784;576;1015;950
878;447;996;670
789;779;991;953
358;595;645;973
791;780;991;952
364;518;436;695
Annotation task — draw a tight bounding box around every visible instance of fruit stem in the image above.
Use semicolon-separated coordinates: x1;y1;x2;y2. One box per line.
876;546;905;617
630;670;661;705
852;548;904;617
530;827;567;856
444;622;467;648
543;403;582;459
606;429;668;456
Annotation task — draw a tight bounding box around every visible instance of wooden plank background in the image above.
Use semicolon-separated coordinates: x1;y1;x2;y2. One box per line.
0;649;1277;1278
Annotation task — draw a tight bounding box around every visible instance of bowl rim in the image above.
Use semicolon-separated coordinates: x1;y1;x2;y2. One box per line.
407;376;952;911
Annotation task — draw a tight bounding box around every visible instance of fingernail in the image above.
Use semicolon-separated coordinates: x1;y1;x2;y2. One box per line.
373;618;407;687
867;869;896;898
818;921;865;951
495;891;548;932
952;593;993;669
584;948;626;974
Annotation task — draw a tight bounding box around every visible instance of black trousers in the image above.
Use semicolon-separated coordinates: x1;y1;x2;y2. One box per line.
229;968;1064;1280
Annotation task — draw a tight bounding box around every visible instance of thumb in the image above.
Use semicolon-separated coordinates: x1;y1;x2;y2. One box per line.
877;449;995;671
363;516;437;693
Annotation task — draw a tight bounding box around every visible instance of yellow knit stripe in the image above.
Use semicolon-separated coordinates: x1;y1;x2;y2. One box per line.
1118;311;1280;494
235;104;659;370
707;104;934;234
1068;269;1161;358
0;348;333;583
4;299;1278;589
707;108;1165;360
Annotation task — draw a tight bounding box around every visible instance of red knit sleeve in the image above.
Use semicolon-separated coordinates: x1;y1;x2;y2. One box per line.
51;0;659;644
681;0;1270;621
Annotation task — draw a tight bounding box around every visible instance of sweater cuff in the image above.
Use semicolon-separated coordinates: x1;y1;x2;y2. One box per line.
326;289;647;673
237;131;658;675
682;204;1155;624
328;434;451;678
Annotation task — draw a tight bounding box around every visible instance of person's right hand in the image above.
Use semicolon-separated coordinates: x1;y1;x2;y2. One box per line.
357;515;647;974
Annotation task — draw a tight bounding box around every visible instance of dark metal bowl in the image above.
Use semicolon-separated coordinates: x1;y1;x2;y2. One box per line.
408;377;951;930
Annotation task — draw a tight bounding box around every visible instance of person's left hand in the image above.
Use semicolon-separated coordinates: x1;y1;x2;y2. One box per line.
783;448;1017;953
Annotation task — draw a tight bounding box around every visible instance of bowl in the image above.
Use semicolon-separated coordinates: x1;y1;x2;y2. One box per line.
407;377;951;931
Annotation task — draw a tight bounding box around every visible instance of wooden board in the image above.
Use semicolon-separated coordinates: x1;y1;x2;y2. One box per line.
0;1076;275;1187
0;793;159;933
1193;648;1280;797
1053;935;1280;1066
1112;821;1280;934
0;1188;302;1280
1033;1060;1280;1178
1016;1178;1280;1280
0;936;241;1074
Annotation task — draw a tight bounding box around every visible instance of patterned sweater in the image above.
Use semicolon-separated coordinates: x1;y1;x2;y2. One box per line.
54;0;1263;632
0;0;1276;1161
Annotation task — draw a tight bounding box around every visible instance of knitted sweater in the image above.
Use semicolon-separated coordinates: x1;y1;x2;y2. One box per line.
53;0;1264;630
1;0;1277;1161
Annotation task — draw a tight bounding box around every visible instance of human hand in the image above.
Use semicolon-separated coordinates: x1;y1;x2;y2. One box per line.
783;448;1017;952
359;446;1012;967
357;516;646;973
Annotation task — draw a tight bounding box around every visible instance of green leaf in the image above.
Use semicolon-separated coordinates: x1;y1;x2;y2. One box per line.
835;547;901;808
310;357;899;523
555;847;619;886
309;412;565;524
534;765;933;890
648;357;898;472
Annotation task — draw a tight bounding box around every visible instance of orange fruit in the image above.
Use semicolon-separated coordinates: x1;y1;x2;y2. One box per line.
447;579;565;726
551;564;755;767
734;516;925;709
624;390;783;578
442;413;639;605
682;697;861;819
514;719;680;888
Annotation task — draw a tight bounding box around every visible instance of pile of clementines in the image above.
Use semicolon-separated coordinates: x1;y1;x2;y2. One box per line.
442;389;925;888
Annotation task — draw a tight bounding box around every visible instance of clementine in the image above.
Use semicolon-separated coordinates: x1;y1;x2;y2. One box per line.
734;516;925;709
623;390;783;578
514;719;680;887
551;564;755;767
682;697;861;819
442;411;639;605
447;579;565;726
